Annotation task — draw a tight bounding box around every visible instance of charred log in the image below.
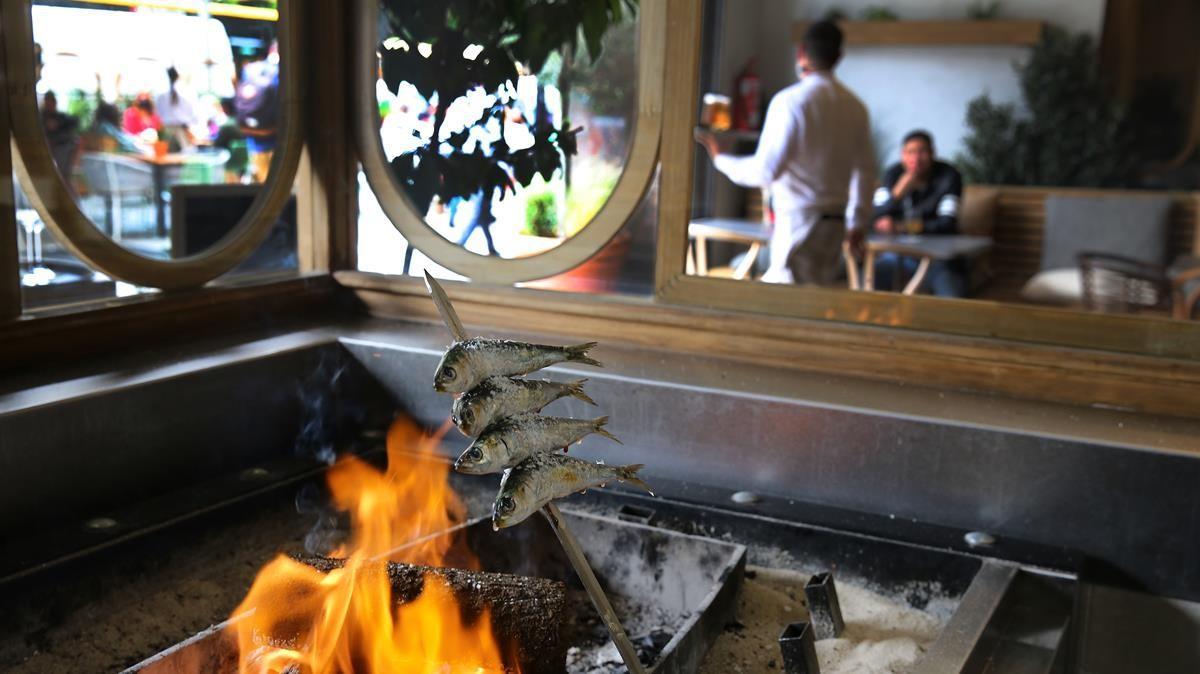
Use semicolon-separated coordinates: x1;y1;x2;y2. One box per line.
302;557;569;674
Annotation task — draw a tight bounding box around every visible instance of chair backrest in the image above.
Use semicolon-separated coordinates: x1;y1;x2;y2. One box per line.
80;153;154;196
959;185;998;237
1078;252;1171;314
1042;195;1173;271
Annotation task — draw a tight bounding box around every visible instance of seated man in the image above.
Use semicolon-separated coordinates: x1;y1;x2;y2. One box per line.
871;130;966;297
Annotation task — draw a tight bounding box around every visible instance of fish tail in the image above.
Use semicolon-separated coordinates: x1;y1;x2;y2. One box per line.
592;416;623;444
617;464;654;495
566;378;597;406
565;342;603;368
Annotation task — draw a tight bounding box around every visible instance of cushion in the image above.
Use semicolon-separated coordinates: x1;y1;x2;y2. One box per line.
1041;195;1172;271
1020;268;1083;305
959;185;998;237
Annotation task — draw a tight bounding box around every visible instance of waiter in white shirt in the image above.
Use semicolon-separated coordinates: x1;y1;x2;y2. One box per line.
696;21;875;285
155;66;198;149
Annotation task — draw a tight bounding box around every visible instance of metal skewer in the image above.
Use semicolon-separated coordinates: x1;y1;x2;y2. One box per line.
424;272;648;674
541;502;647;673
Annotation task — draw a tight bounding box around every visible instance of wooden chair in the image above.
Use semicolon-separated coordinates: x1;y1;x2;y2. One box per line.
1078;252;1172;315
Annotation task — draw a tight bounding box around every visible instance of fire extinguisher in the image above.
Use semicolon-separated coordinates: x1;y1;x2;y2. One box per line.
733;58;761;131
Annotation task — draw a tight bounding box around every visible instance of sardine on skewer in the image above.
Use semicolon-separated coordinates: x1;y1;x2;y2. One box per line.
433;338;602;394
452;376;596;437
492;452;653;529
453;413;621;475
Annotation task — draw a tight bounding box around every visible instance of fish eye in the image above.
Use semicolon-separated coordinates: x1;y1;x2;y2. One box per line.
497;496;515;514
440;366;456;381
466;447;483;461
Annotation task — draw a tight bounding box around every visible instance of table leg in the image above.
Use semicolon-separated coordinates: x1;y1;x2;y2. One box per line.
733;242;760;280
863;249;876;291
842;242;859;290
686;241;696;275
696;234;708;276
153;164;167;238
902;256;932;295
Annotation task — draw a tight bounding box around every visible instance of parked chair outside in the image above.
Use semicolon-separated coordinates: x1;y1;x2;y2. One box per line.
79;153;155;241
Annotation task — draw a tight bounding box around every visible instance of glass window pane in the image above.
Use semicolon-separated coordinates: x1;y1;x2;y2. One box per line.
357;167;656;296
31;0;289;261
372;0;640;260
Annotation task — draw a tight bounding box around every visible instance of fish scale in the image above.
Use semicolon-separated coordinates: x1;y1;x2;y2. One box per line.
433;338;602;393
452;376;596;437
492;452;652;529
454;413;620;475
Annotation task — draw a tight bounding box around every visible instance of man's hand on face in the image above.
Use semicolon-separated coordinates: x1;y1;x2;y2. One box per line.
892;171;915;199
874;216;894;234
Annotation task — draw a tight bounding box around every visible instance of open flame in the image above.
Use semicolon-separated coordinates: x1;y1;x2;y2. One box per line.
230;417;516;674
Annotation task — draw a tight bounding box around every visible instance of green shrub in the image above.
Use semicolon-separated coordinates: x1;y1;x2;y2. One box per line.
967;1;1002;20
861;6;898;21
523;191;560;237
956;26;1131;187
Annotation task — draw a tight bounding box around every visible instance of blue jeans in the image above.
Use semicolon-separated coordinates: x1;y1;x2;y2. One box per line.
873;253;967;298
457;190;497;256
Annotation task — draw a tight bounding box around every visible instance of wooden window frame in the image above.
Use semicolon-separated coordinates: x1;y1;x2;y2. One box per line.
334;0;1200;419
1;0;1197;422
2;0;305;290
0;0;340;354
652;0;1200;362
352;0;665;285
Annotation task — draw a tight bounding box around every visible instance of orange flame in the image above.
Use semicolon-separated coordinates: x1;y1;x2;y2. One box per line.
231;417;514;674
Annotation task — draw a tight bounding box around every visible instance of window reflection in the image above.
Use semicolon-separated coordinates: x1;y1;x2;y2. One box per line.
356;168;657;296
687;0;1200;323
31;1;285;260
16;0;298;309
372;0;639;263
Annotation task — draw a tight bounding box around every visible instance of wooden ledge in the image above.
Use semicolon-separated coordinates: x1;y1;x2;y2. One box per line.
793;20;1044;46
334;271;1200;420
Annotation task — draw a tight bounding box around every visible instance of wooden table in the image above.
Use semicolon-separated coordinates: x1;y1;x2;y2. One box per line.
687;217;770;279
128;153;189;237
857;234;992;295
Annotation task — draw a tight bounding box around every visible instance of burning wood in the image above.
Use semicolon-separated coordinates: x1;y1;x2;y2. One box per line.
228;417;560;673
301;557;569;674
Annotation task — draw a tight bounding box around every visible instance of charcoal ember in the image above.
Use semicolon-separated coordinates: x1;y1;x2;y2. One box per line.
301;557;570;674
636;626;672;653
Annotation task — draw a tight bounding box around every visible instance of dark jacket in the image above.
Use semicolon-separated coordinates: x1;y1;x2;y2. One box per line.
872;160;963;235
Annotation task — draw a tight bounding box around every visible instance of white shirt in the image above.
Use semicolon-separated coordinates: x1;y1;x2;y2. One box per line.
713;72;875;282
155;90;198;127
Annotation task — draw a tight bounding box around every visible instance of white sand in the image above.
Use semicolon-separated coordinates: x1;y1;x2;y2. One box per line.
698;566;942;674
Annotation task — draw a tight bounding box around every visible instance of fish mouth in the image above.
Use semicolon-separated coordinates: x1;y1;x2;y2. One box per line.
453;459;484;475
433;382;447;392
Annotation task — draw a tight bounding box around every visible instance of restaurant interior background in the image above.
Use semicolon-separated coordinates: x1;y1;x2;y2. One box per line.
689;0;1199;318
3;0;1200;672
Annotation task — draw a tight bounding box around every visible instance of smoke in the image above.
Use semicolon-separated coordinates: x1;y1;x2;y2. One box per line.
294;356;349;465
295;482;350;556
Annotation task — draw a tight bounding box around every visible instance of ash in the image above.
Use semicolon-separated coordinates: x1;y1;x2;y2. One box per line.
564;588;682;674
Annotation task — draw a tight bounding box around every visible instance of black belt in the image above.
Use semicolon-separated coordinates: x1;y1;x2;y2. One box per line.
818;214;845;220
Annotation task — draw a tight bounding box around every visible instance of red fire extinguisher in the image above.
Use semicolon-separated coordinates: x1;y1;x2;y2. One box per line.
733;58;761;131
